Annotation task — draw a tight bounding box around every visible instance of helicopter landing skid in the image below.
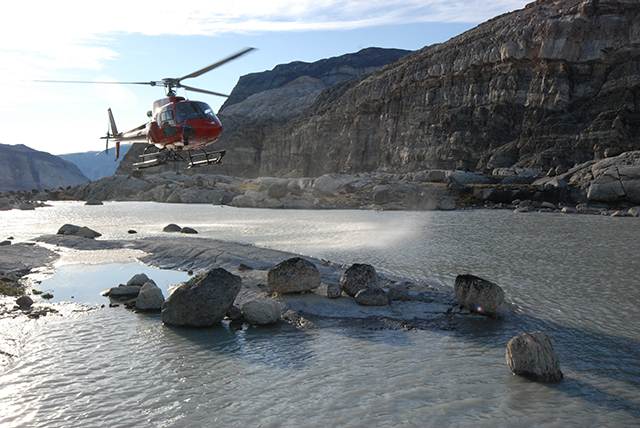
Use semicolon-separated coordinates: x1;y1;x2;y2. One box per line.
187;149;226;169
133;149;175;169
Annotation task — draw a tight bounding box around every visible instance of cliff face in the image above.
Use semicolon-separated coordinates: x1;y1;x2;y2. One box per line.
259;0;640;177
0;144;90;192
211;48;411;177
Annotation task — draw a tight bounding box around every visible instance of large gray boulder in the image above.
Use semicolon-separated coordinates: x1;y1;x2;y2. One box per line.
126;273;150;286
454;274;504;316
354;287;389;306
267;257;321;294
340;263;379;297
161;268;242;327
135;282;165;311
506;331;563;382
242;298;282;325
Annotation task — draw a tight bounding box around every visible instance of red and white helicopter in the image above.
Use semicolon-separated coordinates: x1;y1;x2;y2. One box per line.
41;48;254;169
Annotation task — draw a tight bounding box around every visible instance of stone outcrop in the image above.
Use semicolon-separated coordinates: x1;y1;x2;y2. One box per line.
161;268;242;327
267;257;321;294
0;144;89;192
340;263;379;297
506;330;563;382
257;0;640;177
454;274;505;316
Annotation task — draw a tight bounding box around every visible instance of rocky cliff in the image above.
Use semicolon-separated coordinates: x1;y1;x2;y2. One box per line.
0;144;90;192
115;48;411;176
258;0;640;177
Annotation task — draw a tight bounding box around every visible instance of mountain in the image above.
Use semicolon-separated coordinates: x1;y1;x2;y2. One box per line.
0;144;90;192
115;47;411;176
59;145;132;180
259;0;640;176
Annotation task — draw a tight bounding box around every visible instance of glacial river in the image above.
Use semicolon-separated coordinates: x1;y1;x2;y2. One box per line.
1;201;639;427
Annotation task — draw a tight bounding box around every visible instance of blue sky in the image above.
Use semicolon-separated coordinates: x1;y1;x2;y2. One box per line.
0;0;529;155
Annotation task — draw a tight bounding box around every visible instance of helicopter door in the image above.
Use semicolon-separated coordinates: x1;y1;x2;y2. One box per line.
159;107;179;137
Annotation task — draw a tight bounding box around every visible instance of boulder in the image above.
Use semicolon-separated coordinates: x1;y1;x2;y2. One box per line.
135;282;165;311
438;198;456;211
387;283;411;301
354;287;389;306
268;180;290;199
454;274;504;316
326;282;342;299
505;331;563;382
127;273;151;286
16;295;34;308
267;257;321;294
163;223;182;232
57;224;80;235
102;285;142;298
76;226;102;239
180;227;198;234
340;263;379;297
242;298;282;325
161;268;242;327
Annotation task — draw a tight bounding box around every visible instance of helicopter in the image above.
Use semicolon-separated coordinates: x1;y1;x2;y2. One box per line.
39;47;254;169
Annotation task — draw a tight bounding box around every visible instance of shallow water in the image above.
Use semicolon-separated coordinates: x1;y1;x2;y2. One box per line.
1;202;640;426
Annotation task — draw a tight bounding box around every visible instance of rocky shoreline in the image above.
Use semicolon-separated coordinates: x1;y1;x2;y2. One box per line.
2;151;640;217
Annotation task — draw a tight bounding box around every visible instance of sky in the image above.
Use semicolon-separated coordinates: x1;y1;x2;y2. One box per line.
0;0;530;155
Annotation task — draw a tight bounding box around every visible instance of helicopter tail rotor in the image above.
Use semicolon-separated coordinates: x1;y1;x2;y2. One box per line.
105;108;122;160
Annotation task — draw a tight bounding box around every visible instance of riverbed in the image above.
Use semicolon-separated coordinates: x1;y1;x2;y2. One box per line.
1;202;639;426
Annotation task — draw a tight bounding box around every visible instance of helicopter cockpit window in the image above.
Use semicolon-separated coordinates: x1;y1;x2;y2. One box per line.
159;108;175;126
195;102;217;119
175;102;217;123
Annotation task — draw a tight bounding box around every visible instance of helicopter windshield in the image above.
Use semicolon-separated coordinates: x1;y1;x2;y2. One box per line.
175;102;217;123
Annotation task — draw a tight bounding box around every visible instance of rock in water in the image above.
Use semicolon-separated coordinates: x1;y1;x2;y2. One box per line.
242;298;282;325
16;295;34;308
354;287;389;306
135;282;165;311
127;273;150;286
161;268;242;327
506;331;563;382
267;257;321;294
163;224;182;233
340;263;379;297
454;274;504;316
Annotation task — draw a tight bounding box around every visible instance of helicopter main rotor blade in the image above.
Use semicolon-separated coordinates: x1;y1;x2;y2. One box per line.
180;85;229;97
30;79;161;86
177;47;255;82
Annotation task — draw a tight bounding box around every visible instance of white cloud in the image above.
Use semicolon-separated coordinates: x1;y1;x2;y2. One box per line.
1;0;529;94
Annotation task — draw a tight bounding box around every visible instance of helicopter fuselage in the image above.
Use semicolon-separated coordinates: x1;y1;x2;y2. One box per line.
146;95;222;151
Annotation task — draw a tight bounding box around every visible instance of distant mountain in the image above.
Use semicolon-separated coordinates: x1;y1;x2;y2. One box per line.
0;144;90;192
59;145;132;180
